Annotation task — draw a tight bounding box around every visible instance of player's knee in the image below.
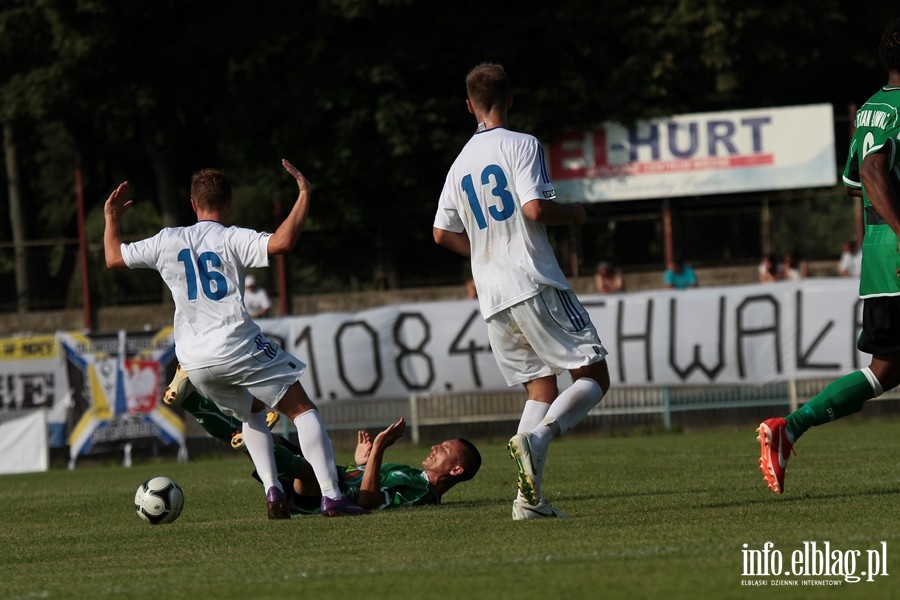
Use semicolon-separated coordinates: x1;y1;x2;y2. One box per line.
277;383;317;419
574;362;610;394
524;375;558;403
871;361;900;393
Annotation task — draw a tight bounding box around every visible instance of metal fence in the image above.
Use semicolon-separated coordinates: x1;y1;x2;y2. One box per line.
300;378;900;445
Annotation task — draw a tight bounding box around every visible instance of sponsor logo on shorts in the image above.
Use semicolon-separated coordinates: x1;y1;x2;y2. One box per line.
253;335;278;360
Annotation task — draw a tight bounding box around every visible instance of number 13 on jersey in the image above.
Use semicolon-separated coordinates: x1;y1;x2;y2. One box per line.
461;164;515;230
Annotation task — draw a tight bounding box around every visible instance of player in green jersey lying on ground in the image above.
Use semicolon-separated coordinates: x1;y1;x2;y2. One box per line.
164;367;481;513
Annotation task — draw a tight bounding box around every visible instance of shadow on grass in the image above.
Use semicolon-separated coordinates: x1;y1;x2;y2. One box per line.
442;487;688;510
444;484;900;513
695;486;900;510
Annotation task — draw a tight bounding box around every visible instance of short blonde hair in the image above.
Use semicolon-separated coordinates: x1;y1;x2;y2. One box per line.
190;168;231;211
465;63;510;113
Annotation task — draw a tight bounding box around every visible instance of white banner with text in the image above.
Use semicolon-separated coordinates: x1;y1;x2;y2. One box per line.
0;278;868;435
550;104;837;202
0;335;69;446
258;277;864;400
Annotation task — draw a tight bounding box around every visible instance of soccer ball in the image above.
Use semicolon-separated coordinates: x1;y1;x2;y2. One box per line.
134;476;184;525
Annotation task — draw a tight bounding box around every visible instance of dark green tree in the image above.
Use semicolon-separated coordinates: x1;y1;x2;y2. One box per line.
1;0;897;309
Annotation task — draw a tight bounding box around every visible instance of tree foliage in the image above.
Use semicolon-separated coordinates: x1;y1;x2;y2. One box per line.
0;0;896;307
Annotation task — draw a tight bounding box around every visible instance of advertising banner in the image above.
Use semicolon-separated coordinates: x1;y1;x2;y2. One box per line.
0;278;868;456
60;329;185;467
258;277;865;400
0;334;69;446
0;409;48;474
550;104;837;202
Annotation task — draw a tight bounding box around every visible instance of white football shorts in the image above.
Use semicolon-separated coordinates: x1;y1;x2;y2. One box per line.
186;333;306;422
486;285;608;386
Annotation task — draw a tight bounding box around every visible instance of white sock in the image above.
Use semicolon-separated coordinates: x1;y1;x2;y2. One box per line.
530;378;603;456
861;367;884;397
294;410;343;500
518;399;551;434
241;412;281;494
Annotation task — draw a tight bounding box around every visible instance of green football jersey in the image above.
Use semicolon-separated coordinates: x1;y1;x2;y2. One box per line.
842;85;900;297
268;449;440;514
340;463;440;509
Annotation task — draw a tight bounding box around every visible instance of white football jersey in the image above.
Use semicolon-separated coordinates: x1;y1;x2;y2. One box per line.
435;127;569;318
121;220;271;369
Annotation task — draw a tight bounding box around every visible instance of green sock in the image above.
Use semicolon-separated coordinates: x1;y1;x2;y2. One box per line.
182;392;242;445
785;370;874;440
274;445;307;480
178;390;203;413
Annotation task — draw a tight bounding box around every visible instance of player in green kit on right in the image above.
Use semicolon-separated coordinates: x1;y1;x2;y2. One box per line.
757;18;900;494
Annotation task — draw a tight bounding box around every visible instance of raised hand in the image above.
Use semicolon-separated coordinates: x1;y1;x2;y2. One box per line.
372;417;406;451
281;159;310;194
103;181;134;222
103;181;133;269
355;429;373;465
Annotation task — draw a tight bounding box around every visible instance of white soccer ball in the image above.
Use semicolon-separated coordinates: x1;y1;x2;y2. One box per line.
134;476;184;525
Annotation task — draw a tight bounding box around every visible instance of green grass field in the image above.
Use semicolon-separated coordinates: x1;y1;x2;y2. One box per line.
1;417;898;600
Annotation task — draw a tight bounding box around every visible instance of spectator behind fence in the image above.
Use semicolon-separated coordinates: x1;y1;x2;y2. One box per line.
758;253;780;283
779;251;808;281
838;239;862;277
664;258;698;289
243;275;272;319
594;261;624;294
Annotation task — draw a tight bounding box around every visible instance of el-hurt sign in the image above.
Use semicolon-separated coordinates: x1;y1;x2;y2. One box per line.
550;104;837;202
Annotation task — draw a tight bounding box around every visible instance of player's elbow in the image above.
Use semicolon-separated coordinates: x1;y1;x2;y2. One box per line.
355;490;382;510
860;152;887;187
267;236;293;256
433;227;471;256
521;199;543;222
433;227;449;247
522;198;564;224
104;252;126;270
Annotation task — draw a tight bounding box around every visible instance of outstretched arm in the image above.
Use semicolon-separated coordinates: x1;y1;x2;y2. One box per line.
356;418;406;509
103;181;133;269
268;159;311;255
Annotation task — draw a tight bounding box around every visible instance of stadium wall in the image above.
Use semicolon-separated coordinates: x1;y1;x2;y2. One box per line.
0;261;839;336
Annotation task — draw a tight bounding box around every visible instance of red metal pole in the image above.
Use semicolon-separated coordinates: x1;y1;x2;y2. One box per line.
75;155;93;330
662;198;674;265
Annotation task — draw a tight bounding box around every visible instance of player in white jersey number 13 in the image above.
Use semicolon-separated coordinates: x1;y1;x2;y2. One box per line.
433;63;612;520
